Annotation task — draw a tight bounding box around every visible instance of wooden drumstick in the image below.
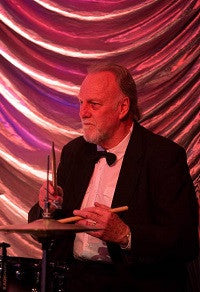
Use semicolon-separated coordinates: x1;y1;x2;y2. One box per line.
51;141;57;194
58;206;128;224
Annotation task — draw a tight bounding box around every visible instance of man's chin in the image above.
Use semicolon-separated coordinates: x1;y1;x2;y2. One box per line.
83;135;98;144
83;132;101;145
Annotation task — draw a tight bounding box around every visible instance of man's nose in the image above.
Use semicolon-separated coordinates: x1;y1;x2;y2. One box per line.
79;103;91;118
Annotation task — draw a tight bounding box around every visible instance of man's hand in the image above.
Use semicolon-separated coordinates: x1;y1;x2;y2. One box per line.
39;181;63;212
73;202;130;245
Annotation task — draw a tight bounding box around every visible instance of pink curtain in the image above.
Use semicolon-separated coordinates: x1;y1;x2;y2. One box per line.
0;0;199;258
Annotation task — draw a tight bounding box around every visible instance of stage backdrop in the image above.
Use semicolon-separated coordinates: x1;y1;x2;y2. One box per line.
0;0;199;258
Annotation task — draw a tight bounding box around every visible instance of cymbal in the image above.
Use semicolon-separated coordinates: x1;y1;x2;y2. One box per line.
0;218;100;237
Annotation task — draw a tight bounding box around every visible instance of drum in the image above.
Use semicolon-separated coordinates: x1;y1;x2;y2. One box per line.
0;257;41;292
0;256;69;292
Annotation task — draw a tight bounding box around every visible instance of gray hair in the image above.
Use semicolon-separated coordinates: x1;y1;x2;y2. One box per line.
88;63;140;120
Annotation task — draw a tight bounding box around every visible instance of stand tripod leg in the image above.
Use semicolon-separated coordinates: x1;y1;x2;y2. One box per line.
41;240;51;292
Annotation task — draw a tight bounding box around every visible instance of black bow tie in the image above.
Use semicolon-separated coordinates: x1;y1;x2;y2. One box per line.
93;151;116;166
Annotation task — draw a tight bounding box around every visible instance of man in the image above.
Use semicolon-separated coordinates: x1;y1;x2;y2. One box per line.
29;63;199;291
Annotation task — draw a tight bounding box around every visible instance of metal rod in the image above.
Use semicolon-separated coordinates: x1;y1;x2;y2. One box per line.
43;155;51;218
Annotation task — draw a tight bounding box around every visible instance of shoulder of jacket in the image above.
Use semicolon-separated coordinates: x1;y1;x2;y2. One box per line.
61;135;96;155
136;122;185;159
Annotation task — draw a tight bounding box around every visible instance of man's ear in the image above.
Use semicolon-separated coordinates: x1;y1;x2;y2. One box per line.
119;96;130;119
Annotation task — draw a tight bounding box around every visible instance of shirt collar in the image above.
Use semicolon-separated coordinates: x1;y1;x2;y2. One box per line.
97;123;133;161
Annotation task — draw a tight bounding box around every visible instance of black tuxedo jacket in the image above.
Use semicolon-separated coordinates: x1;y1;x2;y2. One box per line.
29;122;199;289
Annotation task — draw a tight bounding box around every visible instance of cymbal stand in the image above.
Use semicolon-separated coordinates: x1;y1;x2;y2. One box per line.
41;155;51;292
40;238;52;292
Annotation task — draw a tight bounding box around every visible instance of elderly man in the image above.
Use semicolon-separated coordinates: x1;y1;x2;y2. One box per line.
29;63;199;292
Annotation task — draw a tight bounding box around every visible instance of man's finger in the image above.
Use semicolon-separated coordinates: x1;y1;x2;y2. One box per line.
94;202;110;210
74;206;110;217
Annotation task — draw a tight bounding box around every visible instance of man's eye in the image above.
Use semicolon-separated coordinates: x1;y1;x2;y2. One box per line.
89;101;100;105
91;102;101;109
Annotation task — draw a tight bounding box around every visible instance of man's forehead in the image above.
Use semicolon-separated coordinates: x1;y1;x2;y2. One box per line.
80;71;119;93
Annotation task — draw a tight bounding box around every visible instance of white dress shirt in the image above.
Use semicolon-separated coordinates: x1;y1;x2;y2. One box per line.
73;125;133;262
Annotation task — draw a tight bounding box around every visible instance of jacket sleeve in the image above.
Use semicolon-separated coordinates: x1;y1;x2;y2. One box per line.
127;146;199;265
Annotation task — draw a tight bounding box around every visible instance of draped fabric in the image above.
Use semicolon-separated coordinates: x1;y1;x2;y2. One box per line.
0;0;199;258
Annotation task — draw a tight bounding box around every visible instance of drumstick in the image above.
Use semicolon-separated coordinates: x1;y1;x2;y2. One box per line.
43;155;50;217
58;206;128;224
51;141;57;194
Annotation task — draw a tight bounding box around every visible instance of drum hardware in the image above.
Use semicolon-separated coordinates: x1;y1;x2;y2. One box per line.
0;254;71;292
2;256;41;292
0;153;99;291
0;219;99;292
0;145;128;291
0;146;103;291
49;262;68;292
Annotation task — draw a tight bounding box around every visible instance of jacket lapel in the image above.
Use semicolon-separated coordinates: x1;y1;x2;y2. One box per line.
112;122;144;209
72;142;97;210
